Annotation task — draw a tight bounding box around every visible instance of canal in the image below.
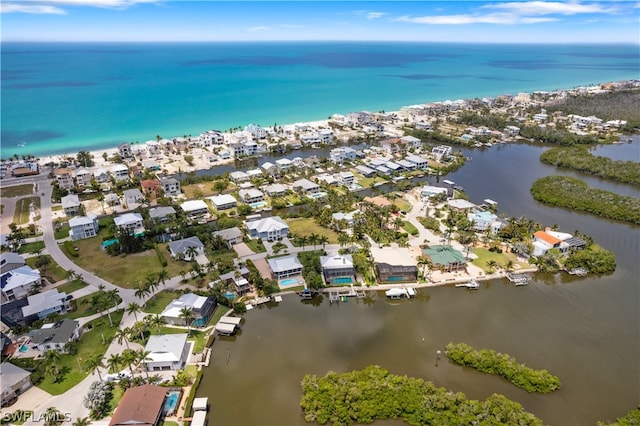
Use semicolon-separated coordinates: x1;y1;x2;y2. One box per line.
196;139;639;426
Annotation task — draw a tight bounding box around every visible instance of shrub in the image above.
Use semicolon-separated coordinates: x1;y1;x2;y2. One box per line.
64;241;78;257
154;245;168;267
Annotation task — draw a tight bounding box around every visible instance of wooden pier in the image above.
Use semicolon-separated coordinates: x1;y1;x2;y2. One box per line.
329;284;365;304
506;272;531;286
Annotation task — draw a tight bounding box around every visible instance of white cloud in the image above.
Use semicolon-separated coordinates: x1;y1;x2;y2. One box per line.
366;12;386;20
482;1;617;15
247;26;271;33
1;0;161;14
0;3;66;14
396;13;557;25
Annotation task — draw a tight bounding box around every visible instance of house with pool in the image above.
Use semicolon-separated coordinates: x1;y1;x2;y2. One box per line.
160;293;216;327
370;246;418;283
109;384;166;426
320;255;355;285
268;255;303;279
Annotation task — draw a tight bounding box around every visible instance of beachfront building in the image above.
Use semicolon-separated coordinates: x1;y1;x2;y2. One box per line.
320;255;355;285
123;188;144;205
263;183;288;198
68;215;99;240
61;194;81;216
21;289;70;322
329;147;357;164
54;168;75;190
1;362;32;408
180;200;210;221
346;111;372;126
148;206;176;223
209;194;237;211
318;129;334;144
29;319;82;352
160;293;216;326
238;188;265;205
246;216;289;241
111;164;129;182
1;266;42;302
432;145;452;162
370;246;418;283
168;236;205;261
144;334;189;371
292;178;319;195
159;177;181;197
245;124;267;140
74;168;93;188
142;160;161;171
213;227;243;248
118;142;133;158
114;213;145;235
0;253;25;274
199;130;225;146
267;255;303;279
109;384;166;426
422;245;467;273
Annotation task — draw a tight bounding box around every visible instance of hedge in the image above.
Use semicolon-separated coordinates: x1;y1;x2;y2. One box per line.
64;240;79;257
154;245;168;267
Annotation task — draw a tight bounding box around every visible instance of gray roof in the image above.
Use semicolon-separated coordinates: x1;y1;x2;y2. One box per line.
149;206;176;219
145;333;188;362
267;255;303;273
123;188;143;199
1;253;25;266
29;319;79;345
168;236;204;256
61;194;80;208
213;227;243;241
0;362;31;390
22;289;68;318
320;255;354;269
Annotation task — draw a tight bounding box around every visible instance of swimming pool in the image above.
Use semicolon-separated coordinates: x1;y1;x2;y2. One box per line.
19;344;28;352
309;192;327;199
224;292;235;299
250;202;266;209
163;390;182;415
192;317;206;327
331;277;352;285
279;278;299;288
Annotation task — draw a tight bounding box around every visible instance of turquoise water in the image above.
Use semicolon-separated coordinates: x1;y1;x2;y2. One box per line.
250;201;266;209
19;344;28;352
163;391;181;414
279;278;298;287
331;277;352;284
2;42;638;157
224;292;235;299
192;318;206;327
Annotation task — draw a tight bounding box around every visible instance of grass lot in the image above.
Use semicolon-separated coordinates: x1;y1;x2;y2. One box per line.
392;197;412;212
64;236;192;288
37;310;123;394
143;290;179;314
401;221;419;236
355;175;388;188
54;226;70;239
63;292;121;320
208;305;231;326
56;279;89;295
244;239;266;253
286;217;339;244
161;422;179;426
0;184;33;198
25;255;67;282
149;326;207;354
13;197;40;225
51;205;63;212
18;241;45;254
471;247;526;273
182;183;215;199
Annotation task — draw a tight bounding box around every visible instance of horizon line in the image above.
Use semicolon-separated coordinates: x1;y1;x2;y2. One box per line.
2;40;639;45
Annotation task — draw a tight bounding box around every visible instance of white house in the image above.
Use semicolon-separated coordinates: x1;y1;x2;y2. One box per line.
292;178;319;195
212;227;243;248
148;206;176;222
54;168;75;190
261;162;277;175
0;253;25;274
405;154;428;169
320;255;355;284
267;255;303;279
319;129;334;144
401;135;422;149
111;164;129;182
432;145;452;162
94;168;110;183
159;177;181;197
118;142;133;158
160;293;216;326
114;213;144;235
209;194;237;210
329;147;356;164
144;334;189;371
21;289;70;320
123;188;144;205
29;319;81;352
168;236;205;260
180;200;210;220
263;183;288;197
246;216;289;241
68;215;99;240
1;362;32;407
467;211;505;234
338;172;355;186
199;130;225;146
420;185;448;199
61;194;81;217
345;111;372;126
1;266;41;302
239;188;265;204
275;158;293;170
332;210;361;226
229;171;249;183
74;168;93;188
245;124;267;140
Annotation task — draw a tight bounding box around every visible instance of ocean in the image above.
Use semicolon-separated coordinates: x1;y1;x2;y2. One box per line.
1;42;638;157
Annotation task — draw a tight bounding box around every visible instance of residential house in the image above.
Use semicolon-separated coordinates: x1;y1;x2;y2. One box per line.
267;255;303;279
415;122;432;131
29;319;81;352
111;164;129;182
275;158;293;170
447;199;477;211
260;162;277;175
212;227;243;248
292;178;319;195
1;362;32;407
144;334;189;371
329;147;356;164
168;236;205;260
209;194;237;211
320;255;355;284
396;159;416;170
532;229;586;257
104;193;121;206
94;168;110;183
123;188;144;205
432;145;452;162
0;253;25;274
468;211;505;234
61;194;81;216
118;142;133;158
245;124;267;140
68;215;99;240
142;160;161;171
354;165;376;177
384;161;401;172
148;206;176;223
246;169;263;179
180;200;210;220
233;276;252;295
160;293;216;326
229;171;250;183
300;133;321;146
159;177;181;197
1;266;41;302
422;245;467;273
380;138;407;156
114;213;144;235
239;188;265;205
109;384;166;426
199;130;225;146
504;125;520;136
263;183;288;198
246;216;289;241
316;173;339;186
21;289;70;322
338;172;355;186
331;210;361;227
319;129;334;144
405;154;428;169
420;185;449;199
74;168;93;188
370;246;418;283
54;168;75;190
401;135;422;149
345;111;372;126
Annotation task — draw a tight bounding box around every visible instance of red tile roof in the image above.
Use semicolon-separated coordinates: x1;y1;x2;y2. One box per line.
534;231;561;246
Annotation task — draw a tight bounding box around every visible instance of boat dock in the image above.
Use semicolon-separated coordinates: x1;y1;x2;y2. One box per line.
567;267;588;276
385;286;416;299
506;272;531;286
329;284;366;304
455;279;479;289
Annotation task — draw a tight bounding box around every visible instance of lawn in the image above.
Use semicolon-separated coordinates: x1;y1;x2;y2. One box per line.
402;221;419;236
62;292;121;320
54;226;70;239
471;247;526;273
143;290;179;314
36;310;124;395
25;255;67;283
56;279;89;295
18;241;45;255
149;326;207;354
0;184;33;198
244;238;266;253
286;218;339;244
181;183;215;199
63;237;193;289
13;197;40;225
355;175;388;188
208;305;231;326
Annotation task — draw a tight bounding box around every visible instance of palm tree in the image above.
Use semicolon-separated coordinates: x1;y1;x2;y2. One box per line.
134;284;150;303
135;350;152;380
504;260;514;272
85;354;105;382
417;255;433;279
107;353;122;374
179;307;194;334
145;314;166;333
45;363;60;383
319;235;329;249
114;328;130;350
44;349;60;365
157;268;170;289
308;233;320;250
72;417;91;426
486;260;499;273
121;349;137;377
297;235;308;250
126;302;141;321
185;246;199;261
144;275;158;294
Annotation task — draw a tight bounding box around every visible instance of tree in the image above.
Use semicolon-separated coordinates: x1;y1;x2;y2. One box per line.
121;349;137;377
72;417;91;426
135;350;152;379
106;353;122;373
43;407;64;426
126;302;141;322
308;233;320;250
114;328;130;350
76;150;95;167
185;246;199;261
179;307;194;334
134;284;150;303
85;354;105;382
157;268;170;289
319;235;329;249
486;260;499;273
145;314;166;333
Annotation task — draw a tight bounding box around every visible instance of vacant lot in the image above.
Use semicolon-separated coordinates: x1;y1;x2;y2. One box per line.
25;255;67;283
13;197;40;224
286;218;339;244
471;247;527;273
0;184;33;198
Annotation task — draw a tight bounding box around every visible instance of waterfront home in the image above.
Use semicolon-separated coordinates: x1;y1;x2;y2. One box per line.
375;165;391;174
230;171;250;183
292;178;319;195
232;276;251;295
180;200;210;221
504;125;521;136
468;211;505;234
199;129;225;145
447;199;477;211
239;188;265;205
275;158;293;170
420;185;448;200
370;246;418;283
422;245;467;273
245;123;267;140
104;193;121;206
246;168;263;178
111;164;130;182
263;183;288;198
346;111;372;126
145;140;161;155
329;147;357;164
109;384;166;426
246;216;289;241
0;253;25;274
268;255;303;279
338;171;355;186
148;206;176;223
232;140;258;157
21;289;69;321
401;135;422;149
68;215;99;240
141;159;161;171
332;210;361;227
354;165;376;177
61;194;81;216
114;212;144;235
29;319;81;352
54;168;75;190
123;188;144;205
405;154;428;169
319;129;334;143
160;293;216;326
384;161;402;172
159;177;181;196
261;162;277;175
396;159;416;170
213;227;243;248
415;122;432;131
316;173;339;186
218;150;231;160
1;362;32;407
94;168;110;183
532;229;586;257
168;236;205;261
432;145;452;162
1;265;42;302
118;142;133;158
320;255;355;285
380;138;406;156
74;168;92;188
144;334;189;371
209;194;237;210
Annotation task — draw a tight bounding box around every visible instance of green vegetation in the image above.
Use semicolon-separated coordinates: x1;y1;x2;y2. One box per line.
540;146;640;186
401;221;418;236
564;244;617;274
13;197;40;224
598;406;640;426
471;248;525;273
56;279;89;295
63;290;121;320
143;290;179;314
286;218;339;244
25;255;66;283
300;365;542;426
154;245;168;267
184;369;204;417
445;342;561;394
17;241;45;254
54;227;70;239
0;410;33;425
64;240;79;257
0;184;33;198
244;238;266;253
531;176;640;225
417;216;441;233
209;305;231;326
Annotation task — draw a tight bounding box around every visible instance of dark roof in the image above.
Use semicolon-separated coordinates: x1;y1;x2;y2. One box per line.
109;384;166;426
29;319;78;345
564;237;587;247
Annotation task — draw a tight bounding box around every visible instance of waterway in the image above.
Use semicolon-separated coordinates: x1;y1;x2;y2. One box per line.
196;139;639;425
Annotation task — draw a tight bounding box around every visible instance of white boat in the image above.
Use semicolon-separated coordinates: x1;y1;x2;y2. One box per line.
385;287;415;299
455;279;479;289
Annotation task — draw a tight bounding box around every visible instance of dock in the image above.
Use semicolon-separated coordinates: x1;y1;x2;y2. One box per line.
385;286;416;299
567;267;588;276
506;272;531;286
329;284;366;304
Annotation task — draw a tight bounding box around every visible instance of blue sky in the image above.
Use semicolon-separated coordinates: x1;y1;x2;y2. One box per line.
1;1;639;43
